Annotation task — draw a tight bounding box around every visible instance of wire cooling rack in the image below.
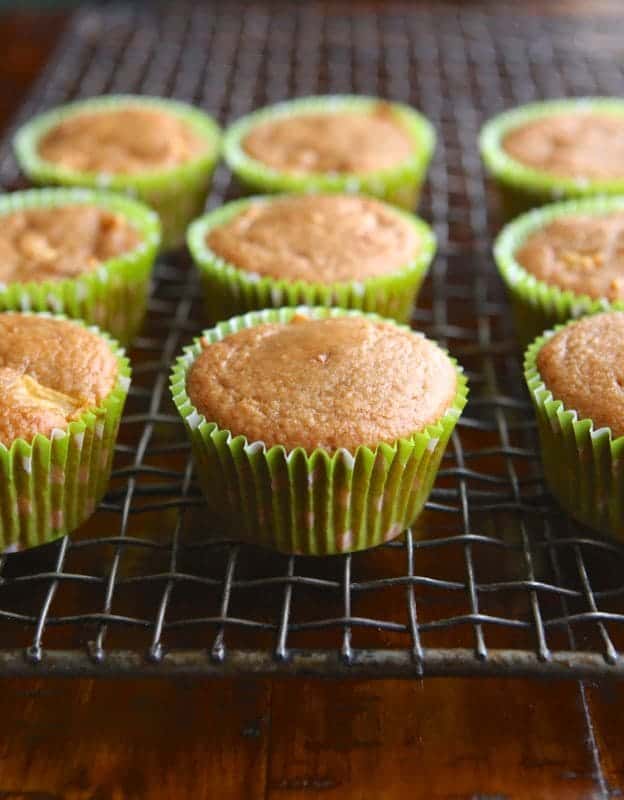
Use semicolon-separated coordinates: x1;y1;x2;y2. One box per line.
1;1;624;679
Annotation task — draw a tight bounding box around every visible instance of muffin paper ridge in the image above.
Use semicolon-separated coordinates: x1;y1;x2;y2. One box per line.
480;98;624;215
170;306;468;555
222;95;435;210
494;195;624;346
0;312;131;551
0;188;161;345
187;196;437;323
13;95;221;249
525;320;624;539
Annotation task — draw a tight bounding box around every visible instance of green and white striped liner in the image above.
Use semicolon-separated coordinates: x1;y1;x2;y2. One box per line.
525;316;624;539
0;188;160;346
14;95;221;250
494;195;624;347
170;306;468;556
222;95;435;210
187;196;436;324
480;98;624;218
0;313;131;552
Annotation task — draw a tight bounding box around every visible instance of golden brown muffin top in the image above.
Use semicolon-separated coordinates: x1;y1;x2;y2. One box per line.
206;195;421;283
0;314;119;446
38;107;207;174
242;105;414;175
187;315;457;452
515;212;624;302
502;112;624;180
0;205;141;285
537;312;624;438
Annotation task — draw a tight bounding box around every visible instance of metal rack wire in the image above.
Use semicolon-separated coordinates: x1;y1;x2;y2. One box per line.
1;1;624;678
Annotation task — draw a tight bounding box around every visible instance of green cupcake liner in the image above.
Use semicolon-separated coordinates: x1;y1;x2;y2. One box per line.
494;195;624;347
0;313;131;552
170;306;468;555
0;188;161;346
525;319;624;539
187;196;436;324
13;95;221;250
480;98;624;218
222;95;436;210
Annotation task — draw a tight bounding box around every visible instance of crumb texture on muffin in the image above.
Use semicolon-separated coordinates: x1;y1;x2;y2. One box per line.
39;107;208;174
0;314;119;445
537;312;624;438
0;205;141;284
502;112;624;180
187;315;457;452
515;211;624;301
242;105;414;174
207;195;421;283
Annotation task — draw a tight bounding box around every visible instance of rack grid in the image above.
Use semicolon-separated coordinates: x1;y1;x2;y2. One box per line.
1;1;624;679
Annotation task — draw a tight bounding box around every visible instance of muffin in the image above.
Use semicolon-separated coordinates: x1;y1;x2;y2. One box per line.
480;98;624;218
171;307;467;555
188;194;436;323
222;95;435;210
0;312;130;551
494;196;624;346
14;95;221;249
0;188;160;344
525;311;624;539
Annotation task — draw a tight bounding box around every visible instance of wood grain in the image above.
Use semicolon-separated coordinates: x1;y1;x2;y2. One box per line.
0;677;271;799
267;679;598;800
0;676;603;799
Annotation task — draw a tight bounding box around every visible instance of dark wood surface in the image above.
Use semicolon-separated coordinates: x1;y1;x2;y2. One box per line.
0;7;623;800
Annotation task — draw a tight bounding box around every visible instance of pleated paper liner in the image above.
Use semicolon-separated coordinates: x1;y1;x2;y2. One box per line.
525;318;624;540
480;97;624;219
13;94;221;250
0;313;131;552
222;95;435;210
0;188;160;346
187;196;436;324
170;306;468;556
494;195;624;348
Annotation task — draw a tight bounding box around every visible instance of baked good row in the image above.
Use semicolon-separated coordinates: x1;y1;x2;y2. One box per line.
6;303;624;552
15;94;624;233
0;188;435;341
0;309;467;555
13;94;433;250
3;93;624;553
6;93;624;335
3;186;624;351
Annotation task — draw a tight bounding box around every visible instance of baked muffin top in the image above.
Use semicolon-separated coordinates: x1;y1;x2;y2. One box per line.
206;195;421;283
242;104;414;175
515;212;624;301
187;314;457;452
502;112;624;180
38;107;208;174
0;314;119;446
537;312;624;438
0;205;141;284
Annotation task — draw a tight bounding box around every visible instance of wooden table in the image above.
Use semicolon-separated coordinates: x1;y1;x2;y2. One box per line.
0;7;623;800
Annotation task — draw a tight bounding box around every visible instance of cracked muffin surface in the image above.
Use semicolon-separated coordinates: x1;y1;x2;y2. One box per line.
206;194;421;283
0;205;141;284
242;104;414;175
0;314;119;446
503;111;624;180
187;314;457;452
38;106;208;174
537;312;624;438
515;211;624;301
